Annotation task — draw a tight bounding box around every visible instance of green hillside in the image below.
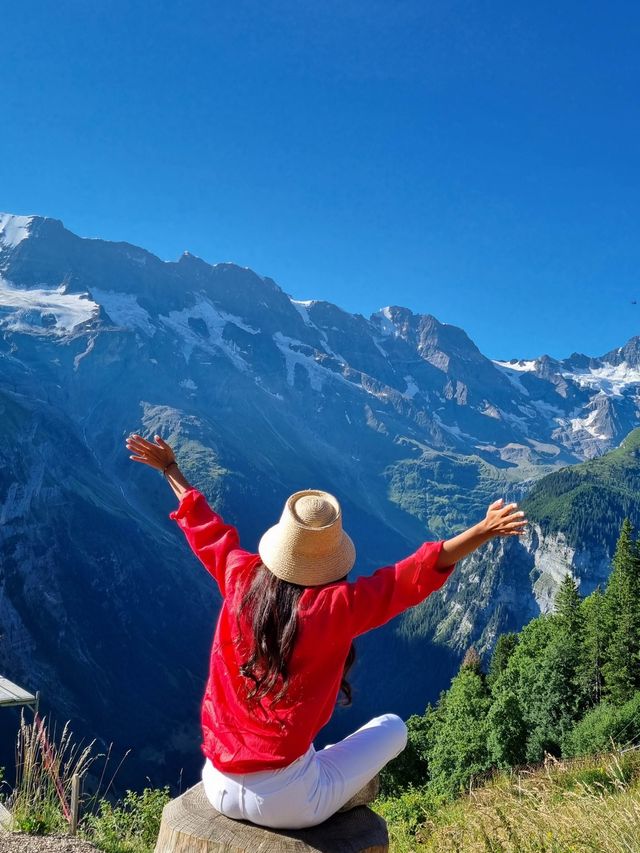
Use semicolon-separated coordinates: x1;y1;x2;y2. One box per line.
523;427;640;549
395;427;640;659
385;444;554;540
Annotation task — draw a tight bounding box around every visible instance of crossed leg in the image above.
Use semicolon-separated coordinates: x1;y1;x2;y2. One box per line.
309;712;408;823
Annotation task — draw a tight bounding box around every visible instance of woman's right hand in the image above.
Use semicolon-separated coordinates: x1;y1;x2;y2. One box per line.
482;498;528;537
125;433;176;472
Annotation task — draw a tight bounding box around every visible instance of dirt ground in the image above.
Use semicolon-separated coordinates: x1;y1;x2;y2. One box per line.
0;833;100;852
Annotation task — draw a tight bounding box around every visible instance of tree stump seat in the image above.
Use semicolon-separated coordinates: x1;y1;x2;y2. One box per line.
154;781;389;852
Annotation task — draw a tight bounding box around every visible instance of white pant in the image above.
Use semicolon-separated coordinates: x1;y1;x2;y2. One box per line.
201;712;407;829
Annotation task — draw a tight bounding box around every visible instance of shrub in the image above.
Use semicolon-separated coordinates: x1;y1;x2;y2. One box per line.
380;708;439;797
564;692;640;757
373;785;446;836
81;786;170;853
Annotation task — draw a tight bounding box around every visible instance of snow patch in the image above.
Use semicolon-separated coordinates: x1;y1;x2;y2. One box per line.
0;277;98;336
272;332;372;396
562;362;640;397
372;337;387;357
290;299;315;326
532;399;565;418
373;307;397;337
253;375;284;400
91;289;155;336
125;251;147;267
498;407;531;434
432;412;477;442
273;332;326;391
159;296;258;365
402;375;419;399
481;401;502;419
492;360;532;397
494;359;537;372
0;214;34;249
289;297;346;363
569;406;610;440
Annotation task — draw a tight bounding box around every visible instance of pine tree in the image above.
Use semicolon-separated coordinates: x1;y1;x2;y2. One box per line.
555;573;582;634
603;518;640;703
551;574;587;722
578;587;605;706
487;633;518;686
493;586;586;762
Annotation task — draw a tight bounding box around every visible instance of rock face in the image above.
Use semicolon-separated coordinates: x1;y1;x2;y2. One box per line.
402;523;613;657
401;428;640;657
0;212;638;789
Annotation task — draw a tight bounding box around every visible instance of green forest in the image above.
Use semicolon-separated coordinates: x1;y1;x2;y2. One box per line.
381;515;640;803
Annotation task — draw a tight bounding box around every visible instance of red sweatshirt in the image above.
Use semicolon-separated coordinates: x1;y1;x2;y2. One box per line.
170;488;457;773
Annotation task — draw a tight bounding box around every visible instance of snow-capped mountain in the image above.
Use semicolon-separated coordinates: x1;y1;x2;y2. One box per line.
1;213;637;468
0;211;638;789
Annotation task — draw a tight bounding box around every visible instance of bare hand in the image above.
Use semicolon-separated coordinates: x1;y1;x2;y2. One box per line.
125;433;176;472
482;498;528;537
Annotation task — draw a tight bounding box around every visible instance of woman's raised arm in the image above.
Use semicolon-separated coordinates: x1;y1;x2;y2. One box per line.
125;433;193;501
435;497;528;569
125;432;242;595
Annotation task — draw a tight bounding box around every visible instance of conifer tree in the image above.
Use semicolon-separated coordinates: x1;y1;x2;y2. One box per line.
603;518;640;703
555;573;585;706
578;587;605;706
555;573;582;634
488;616;556;749
487;632;518;686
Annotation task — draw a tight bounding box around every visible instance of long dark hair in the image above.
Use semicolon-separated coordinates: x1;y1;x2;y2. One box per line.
236;560;356;709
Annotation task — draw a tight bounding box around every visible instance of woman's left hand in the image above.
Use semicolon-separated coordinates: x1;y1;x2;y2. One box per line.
126;433;176;472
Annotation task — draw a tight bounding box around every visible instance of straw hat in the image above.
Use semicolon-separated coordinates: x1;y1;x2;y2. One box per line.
258;489;356;586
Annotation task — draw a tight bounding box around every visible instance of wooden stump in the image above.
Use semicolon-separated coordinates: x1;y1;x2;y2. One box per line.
154;781;389;853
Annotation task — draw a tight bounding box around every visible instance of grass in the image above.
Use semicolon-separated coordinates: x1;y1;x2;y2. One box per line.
372;750;640;852
0;712;170;853
8;713;99;835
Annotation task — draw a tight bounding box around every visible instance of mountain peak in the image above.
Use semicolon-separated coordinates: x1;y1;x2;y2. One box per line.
177;250;210;269
371;305;424;336
0;213;72;269
601;335;640;368
0;213;37;249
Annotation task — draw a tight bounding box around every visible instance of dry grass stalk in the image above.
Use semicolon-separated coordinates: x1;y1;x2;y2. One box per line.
10;711;100;833
421;752;640;852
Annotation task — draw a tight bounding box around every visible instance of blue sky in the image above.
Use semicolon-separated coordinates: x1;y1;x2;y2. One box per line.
1;1;638;360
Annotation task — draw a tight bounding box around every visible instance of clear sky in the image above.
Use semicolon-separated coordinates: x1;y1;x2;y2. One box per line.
1;1;638;361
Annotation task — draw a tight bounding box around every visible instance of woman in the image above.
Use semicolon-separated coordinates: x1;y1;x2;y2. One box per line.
125;432;527;829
